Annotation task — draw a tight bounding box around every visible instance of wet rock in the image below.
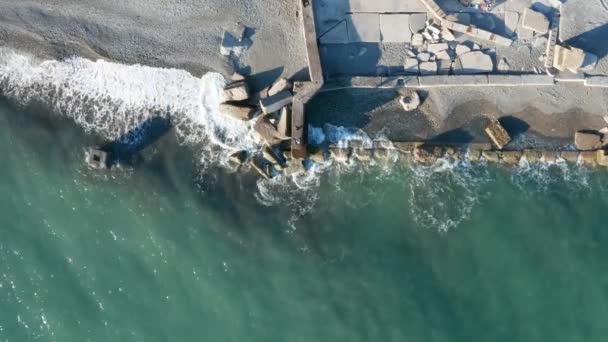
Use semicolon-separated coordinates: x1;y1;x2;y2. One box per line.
596;150;608;167
262;145;284;170
481;150;501;163
501;150;522;164
578;151;597;165
574;131;603;150
220;103;256;121
353;149;373;162
399;91;421;111
560;151;579;163
308;148;327;163
523;149;543;163
254;114;289;145
228;150;248;165
330;148;351;163
485;118;511;149
220;31;252;56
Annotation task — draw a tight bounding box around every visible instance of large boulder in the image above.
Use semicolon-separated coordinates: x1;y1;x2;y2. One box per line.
574;131;602;150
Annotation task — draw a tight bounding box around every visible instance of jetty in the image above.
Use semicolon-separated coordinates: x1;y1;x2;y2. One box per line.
219;0;608;178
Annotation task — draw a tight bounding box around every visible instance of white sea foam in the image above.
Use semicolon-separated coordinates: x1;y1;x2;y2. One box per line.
0;48;258;166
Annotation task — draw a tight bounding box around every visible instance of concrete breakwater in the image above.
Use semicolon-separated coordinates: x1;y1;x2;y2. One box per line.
304;142;608;167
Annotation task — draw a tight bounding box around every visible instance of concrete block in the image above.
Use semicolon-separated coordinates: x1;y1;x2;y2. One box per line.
585;76;608;88
575;131;602;150
501;150;523;164
523;149;543;162
277;106;291;138
380;14;412;43
259;91;293;114
487;75;523;86
220;103;256;121
560;151;580;163
481;150;501;163
347;13;380;43
578;151;597;165
520;74;554;86
485;118;511;149
86;148;109;169
268;78;293;97
319;20;349;44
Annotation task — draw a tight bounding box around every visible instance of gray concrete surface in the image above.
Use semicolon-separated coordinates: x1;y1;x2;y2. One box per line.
0;0;308;89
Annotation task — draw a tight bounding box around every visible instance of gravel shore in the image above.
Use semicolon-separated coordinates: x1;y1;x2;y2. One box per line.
0;0;308;88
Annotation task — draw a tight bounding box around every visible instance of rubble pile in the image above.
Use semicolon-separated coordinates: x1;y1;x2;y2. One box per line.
405;19;495;76
221;74;301;179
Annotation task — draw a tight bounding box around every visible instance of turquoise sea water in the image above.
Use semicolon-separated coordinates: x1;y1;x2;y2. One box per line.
2;100;608;342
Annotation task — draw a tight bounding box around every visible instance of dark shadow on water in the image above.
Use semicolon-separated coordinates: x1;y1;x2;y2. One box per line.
101;116;172;166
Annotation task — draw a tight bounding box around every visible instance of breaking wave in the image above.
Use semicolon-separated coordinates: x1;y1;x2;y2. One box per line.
0;48;259;169
0;48;604;232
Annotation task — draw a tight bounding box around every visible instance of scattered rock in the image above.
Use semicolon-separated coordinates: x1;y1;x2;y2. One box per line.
455;51;493;74
268;78;293;97
422;31;433;41
574;131;602;150
472;43;480;50
254;114;290;144
412;33;424;46
417;52;430;62
522;8;549;34
259;90;293;114
224;81;250;101
455;44;471;56
399;91;421;111
419;61;438;75
435;50;450;60
441;28;456;41
427;43;448;53
485;118;511;149
404;48;416;57
220;103;256;121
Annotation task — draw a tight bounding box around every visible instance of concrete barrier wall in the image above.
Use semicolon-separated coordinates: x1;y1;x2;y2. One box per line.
315;142;608;167
585;76;608;88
